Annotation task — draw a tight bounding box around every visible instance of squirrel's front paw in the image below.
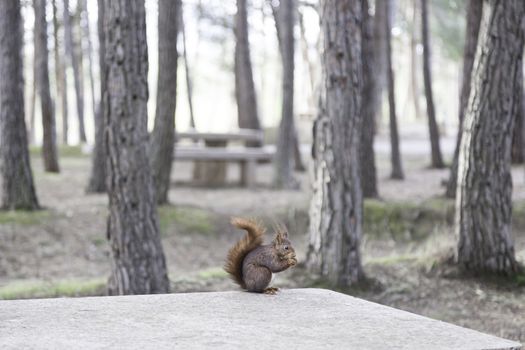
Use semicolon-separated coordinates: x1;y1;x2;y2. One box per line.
264;287;279;295
287;256;297;267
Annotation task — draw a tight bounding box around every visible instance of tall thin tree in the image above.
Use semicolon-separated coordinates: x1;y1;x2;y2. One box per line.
360;0;378;197
421;0;444;168
385;0;404;180
104;0;170;294
445;0;482;198
180;3;196;129
307;0;365;287
28;46;37;144
271;1;305;172
272;0;298;189
410;0;421;120
234;0;261;145
34;0;60;173
86;0;106;193
372;0;386;119
456;0;524;275
0;0;40;210
52;0;69;145
80;0;97;119
150;0;181;204
63;0;86;143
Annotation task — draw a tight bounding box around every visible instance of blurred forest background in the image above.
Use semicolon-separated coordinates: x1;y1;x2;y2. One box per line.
0;0;524;344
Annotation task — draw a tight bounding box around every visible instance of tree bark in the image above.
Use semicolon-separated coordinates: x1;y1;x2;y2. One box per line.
63;0;86;143
28;56;37;144
307;0;365;287
360;0;378;198
456;0;524;275
34;0;60;173
104;0;170;295
234;0;261;146
410;0;421;120
270;0;305;173
272;0;298;188
421;0;444;168
180;3;196;129
80;0;97;120
0;0;40;210
372;0;386;126
52;0;69;145
385;0;404;180
511;71;524;164
445;0;482;198
150;0;180;204
86;0;106;193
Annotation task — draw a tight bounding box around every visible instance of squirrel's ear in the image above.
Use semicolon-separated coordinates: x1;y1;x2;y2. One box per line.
274;232;283;244
281;231;288;239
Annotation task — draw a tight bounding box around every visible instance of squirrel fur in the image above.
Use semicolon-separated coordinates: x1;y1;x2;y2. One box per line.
224;217;297;294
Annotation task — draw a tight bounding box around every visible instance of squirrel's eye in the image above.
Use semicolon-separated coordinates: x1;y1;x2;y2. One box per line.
284;246;289;250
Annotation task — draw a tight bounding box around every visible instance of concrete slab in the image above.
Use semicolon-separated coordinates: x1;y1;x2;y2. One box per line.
0;288;521;349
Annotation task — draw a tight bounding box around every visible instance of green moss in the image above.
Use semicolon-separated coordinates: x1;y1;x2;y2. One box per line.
513;201;525;230
0;278;106;300
197;267;228;280
515;273;525;287
366;254;418;266
92;237;106;247
30;145;86;158
0;210;52;226
158;205;214;235
363;198;454;241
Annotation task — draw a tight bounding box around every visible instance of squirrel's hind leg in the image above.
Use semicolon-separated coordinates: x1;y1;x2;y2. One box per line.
244;265;272;293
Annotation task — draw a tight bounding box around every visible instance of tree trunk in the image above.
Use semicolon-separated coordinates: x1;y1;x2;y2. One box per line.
385;0;404;180
104;0;170;295
28;56;37;144
180;3;196;129
511;72;524;164
307;0;365;287
86;0;106;193
372;0;387;128
298;8;315;98
63;0;86;143
360;0;378;198
456;0;524;275
80;0;97;120
234;0;261;146
34;0;60;173
0;0;40;210
410;0;421;120
150;0;180;204
74;3;86;139
445;0;482;198
52;0;69;145
270;0;305;173
292;129;305;171
272;0;298;189
421;0;444;168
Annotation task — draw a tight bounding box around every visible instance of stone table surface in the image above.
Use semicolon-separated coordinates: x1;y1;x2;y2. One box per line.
0;288;521;350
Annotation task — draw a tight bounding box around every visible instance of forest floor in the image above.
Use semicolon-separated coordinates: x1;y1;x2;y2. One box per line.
1;138;525;343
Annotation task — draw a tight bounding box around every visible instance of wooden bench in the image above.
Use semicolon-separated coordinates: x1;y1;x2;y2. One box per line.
174;129;273;187
176;129;264;144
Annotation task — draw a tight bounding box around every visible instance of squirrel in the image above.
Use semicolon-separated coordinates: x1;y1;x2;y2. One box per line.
224;217;297;294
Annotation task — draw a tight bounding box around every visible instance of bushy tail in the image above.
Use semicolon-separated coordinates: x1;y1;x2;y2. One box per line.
224;217;265;289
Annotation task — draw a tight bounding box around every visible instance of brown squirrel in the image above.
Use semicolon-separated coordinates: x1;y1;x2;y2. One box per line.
224;217;297;294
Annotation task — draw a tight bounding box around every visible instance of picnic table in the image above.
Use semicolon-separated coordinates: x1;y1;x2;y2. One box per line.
174;129;273;187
